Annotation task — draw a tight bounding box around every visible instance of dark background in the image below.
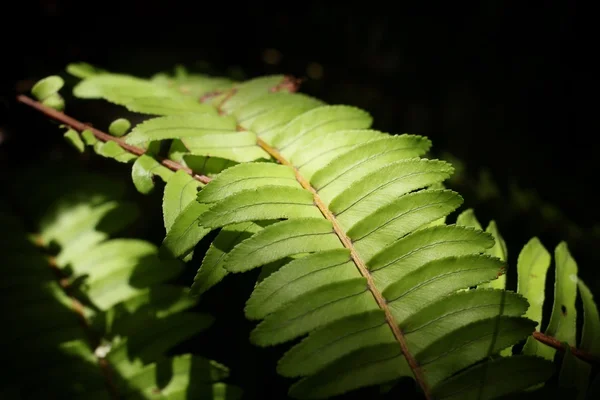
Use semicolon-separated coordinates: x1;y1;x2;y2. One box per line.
1;1;591;399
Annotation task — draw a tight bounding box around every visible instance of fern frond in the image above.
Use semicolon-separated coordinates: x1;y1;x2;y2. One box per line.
28;68;600;399
456;209;600;397
2;166;240;399
168;81;553;398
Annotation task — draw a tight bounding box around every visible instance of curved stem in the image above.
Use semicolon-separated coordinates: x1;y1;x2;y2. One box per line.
533;331;600;366
16;95;211;184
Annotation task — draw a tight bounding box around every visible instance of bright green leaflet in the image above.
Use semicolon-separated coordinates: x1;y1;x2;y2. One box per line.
517;237;553;358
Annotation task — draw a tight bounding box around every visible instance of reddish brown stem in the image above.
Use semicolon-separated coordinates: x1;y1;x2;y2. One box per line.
16;95;212;184
270;75;303;93
533;331;599;366
199;90;223;103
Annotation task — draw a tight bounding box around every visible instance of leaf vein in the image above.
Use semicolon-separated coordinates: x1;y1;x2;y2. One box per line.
386;267;496;304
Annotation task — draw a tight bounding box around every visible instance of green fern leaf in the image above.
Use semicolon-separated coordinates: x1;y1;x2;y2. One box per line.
329;158;453;226
430;355;554;400
182;154;238;176
547;242;578;345
131;154;174;194
479;220;507;289
249;276;375;347
416;316;536;386
125;113;272;162
291;129;386;178
578;279;600;356
73;73;175;102
3;167;240;399
346;189;463;259
288;343;411;399
108;118;131;136
518;240;579;365
126;113;238;145
455;208;483;229
56;69;599;399
310;135;431;202
214;75;293;114
95;140;138;163
82;129;98;145
517;237;553;358
545;242;590;397
31;75;64;101
73;72;217;116
239;94;325;143
455;209;507;290
191;221;265;296
167;139;239;175
93;285;198;336
382;255;505;321
271;105;373;158
183;130;271;162
106;312;213;375
39;201;139;265
126;95;216;116
69;239;183;309
196;163;297;202
74;73;173;100
66;62;107;78
233;92;323;129
558;348;591;400
118;354;241;399
163;170;204;232
198;186;323;227
64;128;85;152
246;248;354;320
367;225;494;289
150;70;235;98
512;236;597;397
160;200;211;260
485;221;507;262
224;218;343;273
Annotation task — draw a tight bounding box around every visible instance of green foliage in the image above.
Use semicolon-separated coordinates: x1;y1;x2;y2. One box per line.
66;62;108;78
31;75;65;110
64;128;86;152
109;118;132;137
21;65;600;399
456;209;600;399
1;165;240;399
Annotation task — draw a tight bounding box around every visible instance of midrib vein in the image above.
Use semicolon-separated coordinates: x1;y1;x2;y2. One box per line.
255;137;431;399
